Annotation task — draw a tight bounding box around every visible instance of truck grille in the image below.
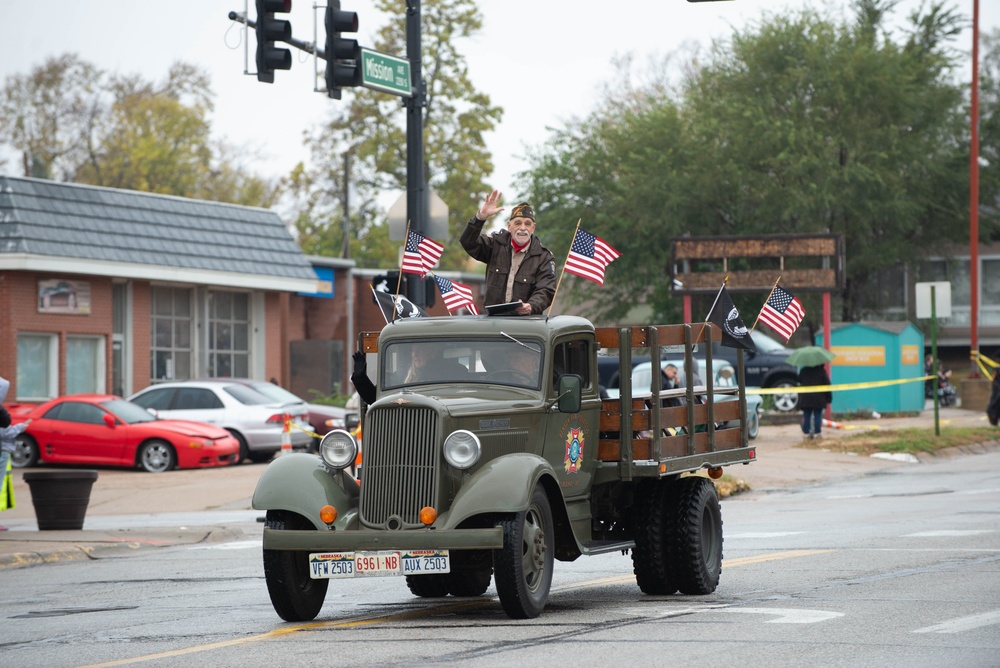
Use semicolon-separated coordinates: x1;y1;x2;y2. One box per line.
360;406;439;528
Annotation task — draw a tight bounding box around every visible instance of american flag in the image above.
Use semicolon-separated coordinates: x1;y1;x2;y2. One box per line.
433;276;480;315
401;230;444;277
564;228;621;286
758;285;805;342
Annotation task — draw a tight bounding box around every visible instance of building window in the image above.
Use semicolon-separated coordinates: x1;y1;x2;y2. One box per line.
151;286;192;382
983;258;1000;326
17;334;58;400
66;336;106;395
208;290;250;378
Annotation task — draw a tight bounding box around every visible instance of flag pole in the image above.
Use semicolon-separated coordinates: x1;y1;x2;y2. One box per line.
371;285;390;325
546;219;581;319
392;221;411;324
694;275;729;345
750;275;781;333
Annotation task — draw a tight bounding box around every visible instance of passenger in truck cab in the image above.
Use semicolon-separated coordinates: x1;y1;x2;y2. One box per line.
404;344;467;384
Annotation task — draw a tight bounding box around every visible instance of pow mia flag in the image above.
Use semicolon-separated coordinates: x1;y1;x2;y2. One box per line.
706;284;757;353
372;285;428;324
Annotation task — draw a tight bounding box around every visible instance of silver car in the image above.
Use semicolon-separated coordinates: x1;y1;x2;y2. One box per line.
128;380;312;463
618;359;763;439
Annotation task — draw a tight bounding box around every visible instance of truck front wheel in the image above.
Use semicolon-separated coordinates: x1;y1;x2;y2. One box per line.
670;476;723;595
493;485;554;619
263;510;329;621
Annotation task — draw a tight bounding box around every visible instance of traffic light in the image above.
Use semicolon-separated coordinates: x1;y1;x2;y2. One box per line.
324;1;361;99
255;0;292;83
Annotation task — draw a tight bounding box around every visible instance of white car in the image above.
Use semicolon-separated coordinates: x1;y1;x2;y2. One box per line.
128;380;312;463
617;359;763;439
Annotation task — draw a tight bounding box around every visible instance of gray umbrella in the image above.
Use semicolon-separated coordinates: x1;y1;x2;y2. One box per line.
785;346;836;367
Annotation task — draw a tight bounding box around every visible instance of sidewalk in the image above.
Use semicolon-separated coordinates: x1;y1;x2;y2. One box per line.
1;405;996;569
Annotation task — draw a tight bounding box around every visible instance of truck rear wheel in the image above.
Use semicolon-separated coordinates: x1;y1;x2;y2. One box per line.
405;574;449;597
632;480;678;595
670;476;723;594
263;510;328;621
493;485;554;619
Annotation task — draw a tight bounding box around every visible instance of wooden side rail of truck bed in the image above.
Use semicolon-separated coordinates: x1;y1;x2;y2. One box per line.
593;323;749;464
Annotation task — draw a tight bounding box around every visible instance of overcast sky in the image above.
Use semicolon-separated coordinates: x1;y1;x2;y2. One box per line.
2;0;997;221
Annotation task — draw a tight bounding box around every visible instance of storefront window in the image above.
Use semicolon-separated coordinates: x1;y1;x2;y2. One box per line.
66;336;105;394
208;291;250;378
151;286;192;382
17;334;58;400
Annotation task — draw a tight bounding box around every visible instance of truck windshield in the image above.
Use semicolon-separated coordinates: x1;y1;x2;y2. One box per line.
381;339;543;391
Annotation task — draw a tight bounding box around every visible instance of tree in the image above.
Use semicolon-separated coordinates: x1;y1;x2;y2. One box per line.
0;56;279;208
291;0;501;268
521;0;981;325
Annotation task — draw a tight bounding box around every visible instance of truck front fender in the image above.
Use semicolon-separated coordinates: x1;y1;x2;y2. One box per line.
445;453;558;527
251;453;360;530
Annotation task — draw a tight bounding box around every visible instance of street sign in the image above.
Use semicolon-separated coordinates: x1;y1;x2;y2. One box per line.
360;49;411;97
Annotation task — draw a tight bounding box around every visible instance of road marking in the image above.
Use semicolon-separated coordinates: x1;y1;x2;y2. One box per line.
188;541;260;551
904;530;994;537
727;532;806;538
724;607;844;624
913;609;1000;634
81;548;832;666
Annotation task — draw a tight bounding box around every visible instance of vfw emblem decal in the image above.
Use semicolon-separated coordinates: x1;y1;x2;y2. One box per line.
564;427;584;473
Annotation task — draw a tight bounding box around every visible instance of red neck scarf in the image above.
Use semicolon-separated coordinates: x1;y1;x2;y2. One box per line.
511;237;529;253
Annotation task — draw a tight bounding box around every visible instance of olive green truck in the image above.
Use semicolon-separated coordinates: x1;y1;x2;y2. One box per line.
252;315;756;621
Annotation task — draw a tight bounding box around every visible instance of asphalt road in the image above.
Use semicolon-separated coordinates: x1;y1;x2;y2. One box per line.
0;445;997;667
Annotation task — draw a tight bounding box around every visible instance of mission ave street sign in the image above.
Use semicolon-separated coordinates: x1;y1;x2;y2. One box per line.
360;49;412;97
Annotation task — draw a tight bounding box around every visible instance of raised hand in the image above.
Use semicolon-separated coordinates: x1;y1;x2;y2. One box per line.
478;189;504;220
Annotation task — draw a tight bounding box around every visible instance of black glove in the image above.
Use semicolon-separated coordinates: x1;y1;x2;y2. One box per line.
352;350;367;379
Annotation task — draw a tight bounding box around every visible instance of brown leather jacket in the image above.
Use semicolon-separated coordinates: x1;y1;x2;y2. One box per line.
460;216;556;314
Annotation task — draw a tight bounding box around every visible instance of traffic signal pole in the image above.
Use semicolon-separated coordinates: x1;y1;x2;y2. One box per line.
404;0;428;306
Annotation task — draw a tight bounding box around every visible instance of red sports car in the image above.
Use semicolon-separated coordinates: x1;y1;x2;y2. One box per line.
10;395;240;473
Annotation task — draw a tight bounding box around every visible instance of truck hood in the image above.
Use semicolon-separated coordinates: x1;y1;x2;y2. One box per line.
375;388;544;416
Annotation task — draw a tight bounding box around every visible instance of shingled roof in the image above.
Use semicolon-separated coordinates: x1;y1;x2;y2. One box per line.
0;175;317;292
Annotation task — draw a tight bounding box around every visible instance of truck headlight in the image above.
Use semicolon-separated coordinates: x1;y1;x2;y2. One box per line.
319;430;358;470
443;430;481;469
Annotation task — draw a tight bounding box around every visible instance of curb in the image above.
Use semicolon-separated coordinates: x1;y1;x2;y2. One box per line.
0;527;248;570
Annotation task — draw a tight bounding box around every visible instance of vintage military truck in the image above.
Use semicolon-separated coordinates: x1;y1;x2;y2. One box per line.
252;315;756;621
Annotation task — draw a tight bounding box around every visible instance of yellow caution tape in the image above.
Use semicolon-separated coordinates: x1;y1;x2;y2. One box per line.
288;422;322;439
748;375;934;396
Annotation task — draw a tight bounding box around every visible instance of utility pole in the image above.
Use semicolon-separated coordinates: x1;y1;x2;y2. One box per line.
404;0;427;306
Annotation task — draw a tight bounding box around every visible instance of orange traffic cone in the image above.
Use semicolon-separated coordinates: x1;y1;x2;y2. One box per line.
279;413;292;456
821;418;844;429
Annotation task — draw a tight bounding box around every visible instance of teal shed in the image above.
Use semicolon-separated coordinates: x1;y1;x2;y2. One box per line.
815;322;925;413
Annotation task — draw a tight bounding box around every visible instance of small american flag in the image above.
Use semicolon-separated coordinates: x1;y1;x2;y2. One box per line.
758;285;805;342
433;276;479;315
401;230;444;277
564;228;621;286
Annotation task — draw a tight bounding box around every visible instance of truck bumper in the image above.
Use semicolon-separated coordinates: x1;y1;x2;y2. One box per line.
262;527;504;552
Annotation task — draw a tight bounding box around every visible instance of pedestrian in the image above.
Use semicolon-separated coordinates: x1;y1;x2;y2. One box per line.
797;364;832;439
460;190;556;315
0;376;30;530
987;367;1000;427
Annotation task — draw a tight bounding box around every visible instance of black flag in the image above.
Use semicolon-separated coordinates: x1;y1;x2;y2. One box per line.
372;286;428;324
707;285;757;352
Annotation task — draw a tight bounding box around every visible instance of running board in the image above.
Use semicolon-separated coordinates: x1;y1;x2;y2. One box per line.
579;539;635;555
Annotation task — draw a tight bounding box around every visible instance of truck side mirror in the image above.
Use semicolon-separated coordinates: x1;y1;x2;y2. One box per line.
557;374;582;414
345;413;360;432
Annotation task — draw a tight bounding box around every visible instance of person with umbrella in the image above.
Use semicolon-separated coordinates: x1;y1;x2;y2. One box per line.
786;346;836;440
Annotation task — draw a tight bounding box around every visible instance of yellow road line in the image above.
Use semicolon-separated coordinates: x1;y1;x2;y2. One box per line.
80;548;832;667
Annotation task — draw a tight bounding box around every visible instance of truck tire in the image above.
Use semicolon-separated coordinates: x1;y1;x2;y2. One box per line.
405;574;449;598
446;568;492;597
263;510;328;621
632;480;678;595
670;476;723;595
493;485;554;619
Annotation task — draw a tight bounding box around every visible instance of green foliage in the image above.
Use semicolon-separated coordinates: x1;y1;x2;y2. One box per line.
521;1;996;325
291;0;501;267
824;426;1000;454
0;55;278;208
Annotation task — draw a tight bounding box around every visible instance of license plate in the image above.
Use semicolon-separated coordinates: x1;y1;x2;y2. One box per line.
309;550;450;579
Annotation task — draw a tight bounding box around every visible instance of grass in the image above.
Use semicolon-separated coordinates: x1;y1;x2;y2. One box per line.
799;427;1000;456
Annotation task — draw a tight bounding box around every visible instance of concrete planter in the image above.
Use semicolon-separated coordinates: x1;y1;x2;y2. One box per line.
22;470;99;530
